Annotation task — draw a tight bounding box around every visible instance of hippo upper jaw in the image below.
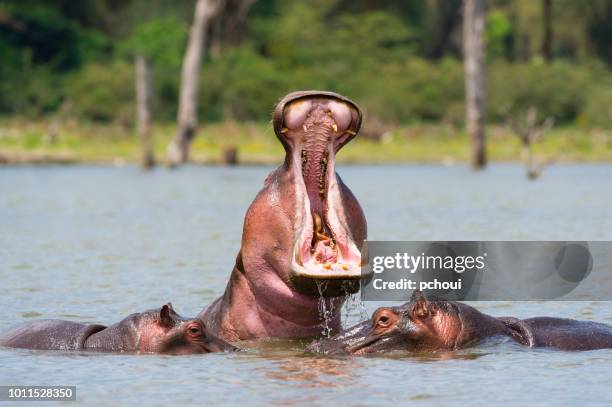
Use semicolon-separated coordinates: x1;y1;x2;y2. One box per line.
272;91;369;296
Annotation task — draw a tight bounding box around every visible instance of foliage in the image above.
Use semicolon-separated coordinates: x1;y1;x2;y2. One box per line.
65;60;134;123
0;2;108;70
487;60;607;124
1;0;612;130
118;17;186;68
486;10;513;61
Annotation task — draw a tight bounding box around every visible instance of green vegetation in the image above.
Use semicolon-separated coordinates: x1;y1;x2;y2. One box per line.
0;0;611;163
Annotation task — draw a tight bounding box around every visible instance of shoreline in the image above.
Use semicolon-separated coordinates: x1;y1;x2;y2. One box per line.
1;150;610;167
1;120;611;166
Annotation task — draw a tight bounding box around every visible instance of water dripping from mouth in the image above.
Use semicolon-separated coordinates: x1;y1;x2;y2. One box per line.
341;281;369;329
316;280;333;338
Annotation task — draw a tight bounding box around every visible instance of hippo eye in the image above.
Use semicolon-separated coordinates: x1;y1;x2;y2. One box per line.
376;313;392;328
186;323;202;336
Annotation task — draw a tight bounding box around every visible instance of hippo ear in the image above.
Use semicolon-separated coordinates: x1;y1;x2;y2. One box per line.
159;304;175;328
411;291;429;319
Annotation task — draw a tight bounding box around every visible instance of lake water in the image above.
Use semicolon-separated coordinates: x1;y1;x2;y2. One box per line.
1;164;611;406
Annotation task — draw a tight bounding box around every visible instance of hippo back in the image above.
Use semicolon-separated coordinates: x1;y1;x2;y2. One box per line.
503;317;612;351
0;320;106;351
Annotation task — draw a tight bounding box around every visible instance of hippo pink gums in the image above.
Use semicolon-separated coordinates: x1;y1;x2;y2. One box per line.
198;91;367;341
308;290;612;354
0;303;238;354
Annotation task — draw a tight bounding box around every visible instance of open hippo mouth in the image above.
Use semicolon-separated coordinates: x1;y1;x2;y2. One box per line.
273;91;367;293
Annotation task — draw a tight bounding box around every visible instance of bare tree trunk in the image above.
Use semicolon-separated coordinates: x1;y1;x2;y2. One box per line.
135;54;155;170
541;0;553;61
463;0;487;169
167;0;225;167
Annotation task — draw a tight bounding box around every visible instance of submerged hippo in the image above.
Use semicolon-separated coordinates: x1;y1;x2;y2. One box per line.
199;91;367;341
309;291;612;354
0;303;237;354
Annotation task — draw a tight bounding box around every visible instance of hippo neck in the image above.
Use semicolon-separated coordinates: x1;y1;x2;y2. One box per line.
202;260;343;341
84;313;142;352
455;307;510;348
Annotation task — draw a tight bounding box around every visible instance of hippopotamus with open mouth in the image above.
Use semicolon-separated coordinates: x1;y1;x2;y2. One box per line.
199;91;367;341
0;303;237;354
308;290;612;354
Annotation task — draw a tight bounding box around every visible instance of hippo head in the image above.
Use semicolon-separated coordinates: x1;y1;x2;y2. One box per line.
308;291;500;355
141;304;238;354
271;91;366;296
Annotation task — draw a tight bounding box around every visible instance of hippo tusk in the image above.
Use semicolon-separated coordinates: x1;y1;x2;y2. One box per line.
313;212;333;243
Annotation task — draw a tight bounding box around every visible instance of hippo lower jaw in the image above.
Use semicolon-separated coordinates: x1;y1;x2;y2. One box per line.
289;161;363;281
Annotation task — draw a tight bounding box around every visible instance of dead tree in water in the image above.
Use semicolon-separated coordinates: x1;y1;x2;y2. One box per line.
463;0;487;169
222;145;238;165
135;54;155;170
167;0;225;167
507;107;555;180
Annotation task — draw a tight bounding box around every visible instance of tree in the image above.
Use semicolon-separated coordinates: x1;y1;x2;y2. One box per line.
463;0;487;169
135;54;155;170
167;0;225;167
506;107;555;180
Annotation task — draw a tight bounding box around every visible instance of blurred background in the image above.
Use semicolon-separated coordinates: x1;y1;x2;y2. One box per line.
0;0;611;170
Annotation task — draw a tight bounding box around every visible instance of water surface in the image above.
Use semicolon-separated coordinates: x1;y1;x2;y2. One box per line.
1;164;611;406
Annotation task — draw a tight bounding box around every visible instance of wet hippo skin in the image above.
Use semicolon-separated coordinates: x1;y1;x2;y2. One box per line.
309;291;612;354
199;91;367;341
0;303;238;354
